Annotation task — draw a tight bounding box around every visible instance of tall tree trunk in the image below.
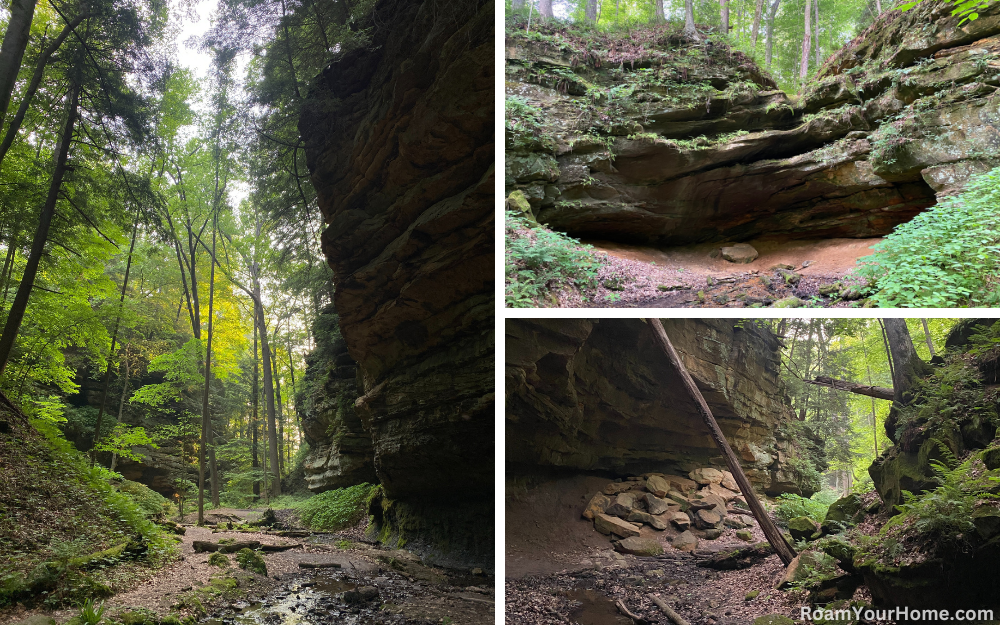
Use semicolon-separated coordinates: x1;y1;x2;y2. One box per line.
751;0;765;48
651;0;664;23
921;319;936;357
109;349;131;473
720;0;730;34
252;305;260;498
766;0;781;69
272;344;284;475
198;209;219;524
586;0;598;21
252;271;281;497
0;0;38;132
860;329;879;457
814;0;821;67
799;0;812;83
683;0;699;39
878;319;896;385
539;0;553;18
91;207;140;464
0;80;80;375
883;318;933;441
650;319;797;566
0;13;86;173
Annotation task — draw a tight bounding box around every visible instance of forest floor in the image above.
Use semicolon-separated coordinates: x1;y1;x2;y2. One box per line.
563;237;878;308
2;508;494;625
505;476;872;625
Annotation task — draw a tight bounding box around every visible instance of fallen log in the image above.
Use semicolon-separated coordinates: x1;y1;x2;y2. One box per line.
805;376;894;401
298;561;342;569
647;594;691;625
616;599;650;624
193;540;261;553
273;530;311;538
261;543;302;552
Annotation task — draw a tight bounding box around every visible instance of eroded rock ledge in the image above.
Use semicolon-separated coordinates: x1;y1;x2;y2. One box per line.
506;319;820;496
505;4;1000;244
301;0;493;570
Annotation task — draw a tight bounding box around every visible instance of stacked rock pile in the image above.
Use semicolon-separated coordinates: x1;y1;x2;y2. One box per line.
583;468;756;555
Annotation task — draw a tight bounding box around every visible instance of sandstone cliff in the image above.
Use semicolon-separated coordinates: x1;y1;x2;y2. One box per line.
300;0;493;570
505;4;1000;244
506;319;820;496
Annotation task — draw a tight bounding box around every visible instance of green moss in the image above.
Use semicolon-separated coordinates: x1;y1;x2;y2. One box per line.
207;552;229;568
297;483;377;532
235;549;266;576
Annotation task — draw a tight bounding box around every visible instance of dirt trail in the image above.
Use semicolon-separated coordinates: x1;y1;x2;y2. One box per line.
506;477;814;624
568;237;880;308
4;508;494;625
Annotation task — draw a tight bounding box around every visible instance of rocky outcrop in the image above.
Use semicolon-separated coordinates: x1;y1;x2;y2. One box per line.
298;305;376;492
300;0;493;570
506;319;820;496
505;5;1000;244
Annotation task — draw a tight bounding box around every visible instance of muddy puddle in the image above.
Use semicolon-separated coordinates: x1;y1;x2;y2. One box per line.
563;589;632;625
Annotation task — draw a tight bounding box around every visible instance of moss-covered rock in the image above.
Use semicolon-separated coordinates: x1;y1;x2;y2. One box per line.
788;516;820;542
207;552;229;568
235;549;266;576
825;493;863;524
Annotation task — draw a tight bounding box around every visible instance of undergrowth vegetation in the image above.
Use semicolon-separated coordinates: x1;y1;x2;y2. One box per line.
505;210;607;307
774;490;840;524
0;412;175;610
856;166;1000;307
271;483;377;533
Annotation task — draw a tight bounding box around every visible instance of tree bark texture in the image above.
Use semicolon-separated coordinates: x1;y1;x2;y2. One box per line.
805;376;894;401
883;318;933;441
800;0;812;82
0;0;38;131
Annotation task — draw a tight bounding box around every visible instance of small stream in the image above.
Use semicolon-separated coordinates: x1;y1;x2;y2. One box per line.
199;574;371;625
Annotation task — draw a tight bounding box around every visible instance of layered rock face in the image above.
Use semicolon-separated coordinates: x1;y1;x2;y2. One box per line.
299;306;377;492
506;319;818;496
505;5;1000;244
300;0;493;569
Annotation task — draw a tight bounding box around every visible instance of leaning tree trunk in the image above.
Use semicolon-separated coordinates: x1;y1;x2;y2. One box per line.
650;319;797;566
805;376;894;401
921;319;936;358
0;0;38;132
883;318;933;441
0;80;79;375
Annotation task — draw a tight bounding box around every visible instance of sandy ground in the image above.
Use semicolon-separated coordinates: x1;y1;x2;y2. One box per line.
553;237;879;308
505;476;829;624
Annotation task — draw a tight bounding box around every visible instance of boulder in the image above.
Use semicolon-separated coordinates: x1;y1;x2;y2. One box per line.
693;492;727;513
670;511;692;530
704;528;723;540
583;493;611;520
594;513;641;538
982;446;1000;470
694;508;723;529
672;530;699;552
603;482;635;496
606;491;642;518
736;530;754;542
720;471;738;491
689;467;725;485
628;511;668;530
772;296;802;308
776;551;836;589
615;536;664;556
972;505;1000;540
824;494;863;524
645;475;672;497
665;490;691;509
720;243;759;264
788;516;820;542
703;483;740;501
644;493;677;516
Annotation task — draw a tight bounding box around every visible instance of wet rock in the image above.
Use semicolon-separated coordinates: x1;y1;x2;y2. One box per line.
342;586;380;605
689;467;725;485
615;536;664;556
720;244;759;264
672;530;699;552
583;493;611;520
594;513;641;538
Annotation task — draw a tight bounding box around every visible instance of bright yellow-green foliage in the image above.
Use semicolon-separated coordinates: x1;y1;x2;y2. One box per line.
297;483;377;532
